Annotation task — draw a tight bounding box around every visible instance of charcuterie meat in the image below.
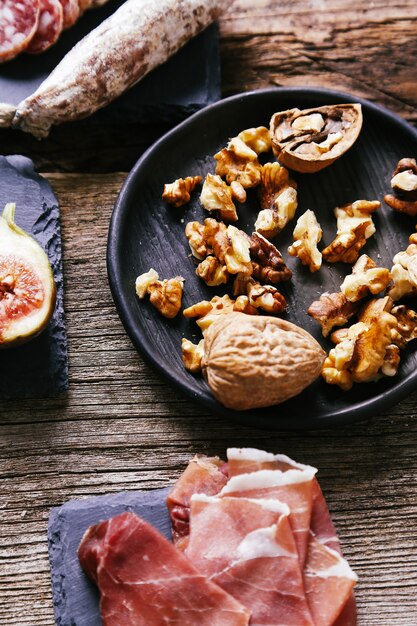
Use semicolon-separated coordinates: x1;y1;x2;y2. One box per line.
186;495;315;625
166;454;228;545
59;0;80;29
221;466;317;567
0;0;231;138
0;0;40;63
26;0;64;55
78;511;251;626
227;448;358;626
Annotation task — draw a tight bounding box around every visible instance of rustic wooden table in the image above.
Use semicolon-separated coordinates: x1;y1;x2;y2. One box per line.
1;2;417;624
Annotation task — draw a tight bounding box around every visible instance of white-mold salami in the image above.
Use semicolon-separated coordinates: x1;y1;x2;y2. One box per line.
0;0;40;63
59;0;80;29
0;0;231;138
26;0;64;55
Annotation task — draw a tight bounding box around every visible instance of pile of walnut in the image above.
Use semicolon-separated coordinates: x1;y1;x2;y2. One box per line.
136;103;417;399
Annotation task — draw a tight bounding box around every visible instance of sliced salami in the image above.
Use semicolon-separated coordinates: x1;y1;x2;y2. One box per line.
59;0;80;29
0;0;40;63
26;0;64;55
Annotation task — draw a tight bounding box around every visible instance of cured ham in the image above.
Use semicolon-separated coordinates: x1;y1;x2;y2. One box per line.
78;511;251;626
227;448;358;626
166;454;228;546
220;466;317;567
186;495;315;625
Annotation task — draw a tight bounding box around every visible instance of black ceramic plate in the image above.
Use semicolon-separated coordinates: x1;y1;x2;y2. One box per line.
107;87;417;430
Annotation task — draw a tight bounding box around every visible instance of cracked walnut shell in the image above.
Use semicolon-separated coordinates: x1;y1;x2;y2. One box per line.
202;313;325;410
162;175;202;208
288;210;323;272
270;103;363;173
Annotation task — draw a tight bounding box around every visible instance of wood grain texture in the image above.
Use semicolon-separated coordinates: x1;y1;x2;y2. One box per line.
1;0;417;624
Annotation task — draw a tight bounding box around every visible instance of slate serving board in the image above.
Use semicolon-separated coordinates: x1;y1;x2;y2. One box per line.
48;487;172;626
0;155;68;398
0;0;221;126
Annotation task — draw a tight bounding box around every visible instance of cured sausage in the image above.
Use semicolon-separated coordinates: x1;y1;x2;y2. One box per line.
0;0;231;138
0;0;40;63
59;0;80;29
26;0;64;55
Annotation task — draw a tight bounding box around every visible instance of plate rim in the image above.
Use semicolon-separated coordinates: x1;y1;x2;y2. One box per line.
107;86;417;430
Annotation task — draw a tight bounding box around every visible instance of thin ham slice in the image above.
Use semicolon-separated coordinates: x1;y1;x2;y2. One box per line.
186;495;315;626
220;466;317;567
227;448;358;626
166;455;228;546
78;511;251;626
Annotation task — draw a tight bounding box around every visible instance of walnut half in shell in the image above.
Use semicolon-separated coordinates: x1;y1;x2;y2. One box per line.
270;104;363;173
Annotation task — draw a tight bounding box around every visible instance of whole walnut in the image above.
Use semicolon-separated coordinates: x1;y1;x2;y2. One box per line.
202;312;325;410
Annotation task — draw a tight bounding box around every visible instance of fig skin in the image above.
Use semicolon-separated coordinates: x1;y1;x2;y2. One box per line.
202;312;325;411
0;203;56;349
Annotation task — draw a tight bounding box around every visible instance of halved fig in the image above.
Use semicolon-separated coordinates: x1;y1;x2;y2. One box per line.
0;203;56;348
270;103;363;173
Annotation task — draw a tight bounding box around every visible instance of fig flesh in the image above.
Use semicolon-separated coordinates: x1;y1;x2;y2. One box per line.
0;203;56;348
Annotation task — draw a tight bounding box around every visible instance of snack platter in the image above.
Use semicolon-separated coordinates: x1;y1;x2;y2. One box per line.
108;87;417;429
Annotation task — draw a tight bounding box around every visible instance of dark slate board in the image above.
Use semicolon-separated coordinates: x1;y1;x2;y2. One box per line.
48;487;172;626
0;0;221;125
0;155;68;398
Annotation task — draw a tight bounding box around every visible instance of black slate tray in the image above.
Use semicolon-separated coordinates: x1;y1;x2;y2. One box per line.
48;487;171;626
0;0;221;126
0;155;68;398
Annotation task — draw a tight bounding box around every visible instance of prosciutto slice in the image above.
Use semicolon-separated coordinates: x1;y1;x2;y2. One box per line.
227;448;358;626
166;455;228;546
186;495;315;626
220;466;317;567
78;512;250;626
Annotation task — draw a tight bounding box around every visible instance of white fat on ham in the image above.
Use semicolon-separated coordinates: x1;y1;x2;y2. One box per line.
186;495;315;626
221;467;317;493
227;447;313;473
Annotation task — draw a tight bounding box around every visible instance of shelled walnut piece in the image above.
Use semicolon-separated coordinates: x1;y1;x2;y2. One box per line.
200;174;238;222
202;313;325;410
308;292;359;337
288;209;323;272
388;231;417;300
322;200;380;264
214;137;262;189
321;297;399;390
237;126;272;154
270;103;363;173
232;274;287;313
181;338;204;373
340;255;391;301
162;176;202;208
135;268;183;319
384;158;417;216
391;305;417;347
255;162;298;239
185;218;292;285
